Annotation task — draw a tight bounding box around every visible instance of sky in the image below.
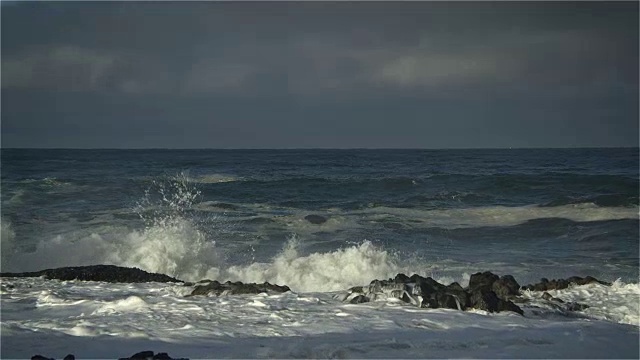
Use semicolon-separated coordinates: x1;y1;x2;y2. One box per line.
1;1;638;149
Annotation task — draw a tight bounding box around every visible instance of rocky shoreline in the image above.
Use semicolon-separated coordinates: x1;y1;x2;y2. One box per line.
1;264;607;315
2;264;614;360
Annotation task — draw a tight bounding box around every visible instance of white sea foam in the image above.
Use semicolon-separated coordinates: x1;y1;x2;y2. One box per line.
225;239;402;292
359;203;639;228
187;173;240;184
522;280;640;326
1;276;638;359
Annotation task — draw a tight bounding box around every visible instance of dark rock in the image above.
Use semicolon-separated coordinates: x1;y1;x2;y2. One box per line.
118;352;189;360
492;275;520;299
468;271;499;292
63;355;75;360
522;275;610;291
190;280;290;297
31;356;54;360
445;282;471;310
304;214;327;224
350;294;369;304
1;265;182;283
497;299;524;315
189;281;222;296
153;353;173;360
469;288;500;313
130;351;155;359
394;273;411;284
348;286;364;293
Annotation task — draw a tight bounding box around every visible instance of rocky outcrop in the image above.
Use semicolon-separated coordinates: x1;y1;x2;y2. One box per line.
521;276;610;291
118;351;188;360
188;280;290;296
31;351;187;360
1;265;182;283
337;271;610;315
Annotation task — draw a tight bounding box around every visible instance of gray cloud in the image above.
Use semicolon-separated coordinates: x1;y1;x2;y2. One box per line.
1;1;637;148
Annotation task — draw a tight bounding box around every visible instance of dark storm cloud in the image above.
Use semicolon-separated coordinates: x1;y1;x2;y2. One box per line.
1;1;638;148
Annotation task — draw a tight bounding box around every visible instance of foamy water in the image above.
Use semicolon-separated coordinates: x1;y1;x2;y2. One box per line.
1;276;638;358
2;148;638;358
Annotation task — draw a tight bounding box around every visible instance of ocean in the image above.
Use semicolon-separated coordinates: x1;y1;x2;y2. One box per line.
1;148;639;358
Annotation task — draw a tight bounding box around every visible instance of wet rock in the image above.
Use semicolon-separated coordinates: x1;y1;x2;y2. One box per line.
469;288;500;312
349;294;369;304
31;356;54;360
2;265;182;283
492;275;521;299
63;355;75;360
394;273;411;283
118;351;189;360
304;214;327;224
522;275;610;291
468;271;500;292
189;280;290;296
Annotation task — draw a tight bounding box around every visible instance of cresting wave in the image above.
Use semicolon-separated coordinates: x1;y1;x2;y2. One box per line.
2;173;637;296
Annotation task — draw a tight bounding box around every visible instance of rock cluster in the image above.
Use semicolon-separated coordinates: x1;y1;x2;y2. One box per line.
521;276;610;291
4;265;603;316
2;265;182;283
188;280;290;296
31;351;188;360
338;271;524;315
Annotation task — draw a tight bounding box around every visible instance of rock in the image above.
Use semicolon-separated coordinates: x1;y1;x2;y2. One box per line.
522;275;610;291
304;214;327;224
153;353;173;360
350;294;369;304
118;351;189;360
63;355;75;360
130;351;155;359
468;271;499;292
394;273;411;283
190;281;290;297
1;265;182;283
31;356;54;360
492;275;520;299
469;288;500;312
497;299;524;315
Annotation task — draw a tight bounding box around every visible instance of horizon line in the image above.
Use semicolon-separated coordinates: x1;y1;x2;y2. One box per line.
1;146;638;151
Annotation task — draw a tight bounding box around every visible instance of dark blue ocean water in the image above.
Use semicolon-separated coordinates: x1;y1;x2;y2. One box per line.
1;148;638;286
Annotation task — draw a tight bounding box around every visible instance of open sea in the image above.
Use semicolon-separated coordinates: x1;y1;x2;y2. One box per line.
1;148;639;358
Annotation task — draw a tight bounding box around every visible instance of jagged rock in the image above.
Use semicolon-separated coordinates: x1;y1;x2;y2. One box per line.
2;265;182;283
522;275;610;291
118;351;188;360
30;354;75;360
394;273;411;283
492;275;520;299
468;271;500;292
189;280;290;296
304;214;327;224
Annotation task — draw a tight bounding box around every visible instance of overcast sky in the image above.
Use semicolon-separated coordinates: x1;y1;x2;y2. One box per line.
1;1;638;149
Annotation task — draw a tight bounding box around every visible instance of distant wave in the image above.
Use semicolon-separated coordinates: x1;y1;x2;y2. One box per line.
187;173;241;184
356;203;639;229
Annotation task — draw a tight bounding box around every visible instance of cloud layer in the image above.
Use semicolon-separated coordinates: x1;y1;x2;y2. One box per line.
1;2;638;148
